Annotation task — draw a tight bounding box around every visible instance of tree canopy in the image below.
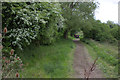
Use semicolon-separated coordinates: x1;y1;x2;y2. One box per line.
2;2;119;51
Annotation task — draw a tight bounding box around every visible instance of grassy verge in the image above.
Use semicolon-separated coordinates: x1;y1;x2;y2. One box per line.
17;39;75;78
83;39;118;78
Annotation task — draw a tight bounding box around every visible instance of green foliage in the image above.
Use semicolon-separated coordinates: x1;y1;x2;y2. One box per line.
81;20;93;38
82;19;119;44
2;2;64;49
60;2;97;38
110;25;120;40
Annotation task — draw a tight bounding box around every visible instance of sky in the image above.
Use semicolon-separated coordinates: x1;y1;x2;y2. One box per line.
94;0;119;23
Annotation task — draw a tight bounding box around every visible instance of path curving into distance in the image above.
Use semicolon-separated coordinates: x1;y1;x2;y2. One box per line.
73;39;104;78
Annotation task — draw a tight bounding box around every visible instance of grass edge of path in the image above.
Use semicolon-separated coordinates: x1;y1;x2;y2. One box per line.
17;39;76;78
83;40;118;78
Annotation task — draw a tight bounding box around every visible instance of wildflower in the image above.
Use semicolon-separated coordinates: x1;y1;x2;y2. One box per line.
2;57;5;60
3;27;7;34
16;72;19;78
10;49;14;55
17;57;20;60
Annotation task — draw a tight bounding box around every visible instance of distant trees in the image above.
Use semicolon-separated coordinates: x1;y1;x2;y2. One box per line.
60;2;119;44
60;2;97;39
81;19;119;44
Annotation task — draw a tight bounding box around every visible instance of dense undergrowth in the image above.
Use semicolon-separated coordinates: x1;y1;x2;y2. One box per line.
16;39;75;78
83;39;118;78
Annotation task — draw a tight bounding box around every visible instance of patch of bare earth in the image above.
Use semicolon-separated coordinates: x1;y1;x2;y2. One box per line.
73;40;104;78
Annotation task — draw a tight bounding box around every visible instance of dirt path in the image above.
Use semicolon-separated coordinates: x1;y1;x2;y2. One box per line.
73;39;104;78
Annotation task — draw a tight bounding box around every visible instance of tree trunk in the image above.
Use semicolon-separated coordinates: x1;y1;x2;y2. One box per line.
63;30;68;39
70;32;73;37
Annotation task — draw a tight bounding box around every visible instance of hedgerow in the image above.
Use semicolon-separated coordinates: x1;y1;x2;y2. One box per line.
2;2;64;50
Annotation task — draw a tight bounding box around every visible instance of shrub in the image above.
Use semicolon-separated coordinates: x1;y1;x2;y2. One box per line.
2;2;64;50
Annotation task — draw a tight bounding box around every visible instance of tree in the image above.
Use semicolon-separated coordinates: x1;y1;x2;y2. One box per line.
60;2;97;39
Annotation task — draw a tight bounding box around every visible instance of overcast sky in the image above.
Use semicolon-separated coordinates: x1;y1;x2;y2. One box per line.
94;0;119;23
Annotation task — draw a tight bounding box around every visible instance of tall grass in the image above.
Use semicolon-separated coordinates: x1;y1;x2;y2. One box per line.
83;39;118;78
16;39;75;78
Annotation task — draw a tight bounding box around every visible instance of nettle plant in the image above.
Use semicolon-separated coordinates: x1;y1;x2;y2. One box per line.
2;27;23;78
